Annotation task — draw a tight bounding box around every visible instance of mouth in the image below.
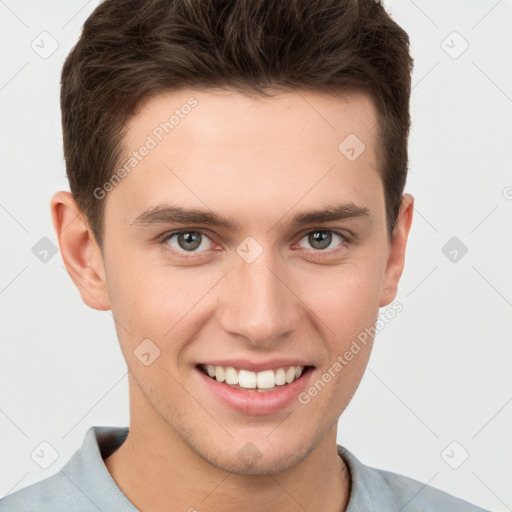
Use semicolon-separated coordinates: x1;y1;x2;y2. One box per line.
196;363;314;393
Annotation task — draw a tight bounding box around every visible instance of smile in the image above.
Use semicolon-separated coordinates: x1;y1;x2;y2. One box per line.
198;363;310;391
195;362;314;415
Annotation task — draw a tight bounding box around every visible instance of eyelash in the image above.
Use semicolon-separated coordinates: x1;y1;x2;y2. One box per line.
157;228;352;260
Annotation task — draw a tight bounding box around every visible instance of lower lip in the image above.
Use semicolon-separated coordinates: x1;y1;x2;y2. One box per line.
196;366;314;415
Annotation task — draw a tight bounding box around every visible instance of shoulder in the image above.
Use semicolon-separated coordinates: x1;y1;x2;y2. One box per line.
0;471;89;512
373;467;489;512
338;445;491;512
0;425;132;512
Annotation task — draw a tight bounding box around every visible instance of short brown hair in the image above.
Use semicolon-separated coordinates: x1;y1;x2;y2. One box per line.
61;0;413;249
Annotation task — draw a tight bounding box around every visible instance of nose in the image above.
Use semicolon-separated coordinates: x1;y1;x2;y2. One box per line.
218;249;301;348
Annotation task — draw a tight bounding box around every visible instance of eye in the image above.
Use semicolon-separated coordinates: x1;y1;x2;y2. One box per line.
161;230;215;255
295;229;348;252
158;228;350;260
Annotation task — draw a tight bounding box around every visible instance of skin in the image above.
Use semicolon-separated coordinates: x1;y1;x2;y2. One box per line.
51;88;414;512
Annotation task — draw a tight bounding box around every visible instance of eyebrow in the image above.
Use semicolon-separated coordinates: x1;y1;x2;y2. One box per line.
131;202;371;231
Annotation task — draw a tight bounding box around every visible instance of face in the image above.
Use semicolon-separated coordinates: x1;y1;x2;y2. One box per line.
61;88;413;475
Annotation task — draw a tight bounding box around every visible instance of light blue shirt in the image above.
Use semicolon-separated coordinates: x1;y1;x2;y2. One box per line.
0;426;490;511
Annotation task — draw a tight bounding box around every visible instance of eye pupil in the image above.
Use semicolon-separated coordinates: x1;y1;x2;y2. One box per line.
178;232;201;251
309;231;332;250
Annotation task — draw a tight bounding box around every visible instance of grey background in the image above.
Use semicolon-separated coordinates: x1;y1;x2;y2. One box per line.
1;1;511;510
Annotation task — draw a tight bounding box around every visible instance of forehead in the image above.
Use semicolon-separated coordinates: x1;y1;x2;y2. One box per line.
105;88;383;229
127;87;378;157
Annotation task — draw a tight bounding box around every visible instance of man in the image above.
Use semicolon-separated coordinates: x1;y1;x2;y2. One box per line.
0;0;490;510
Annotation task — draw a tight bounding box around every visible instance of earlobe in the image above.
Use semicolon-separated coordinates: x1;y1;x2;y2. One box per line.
50;191;111;311
379;193;414;307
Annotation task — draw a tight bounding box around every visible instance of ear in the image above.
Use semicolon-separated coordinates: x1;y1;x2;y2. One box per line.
379;193;414;307
50;191;111;311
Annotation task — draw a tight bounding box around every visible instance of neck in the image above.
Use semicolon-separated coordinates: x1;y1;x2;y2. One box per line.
104;390;351;512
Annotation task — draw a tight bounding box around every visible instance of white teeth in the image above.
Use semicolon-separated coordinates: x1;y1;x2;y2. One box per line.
239;369;257;388
225;367;238;385
215;366;225;382
256;369;275;389
285;367;296;384
275;368;286;385
204;364;307;390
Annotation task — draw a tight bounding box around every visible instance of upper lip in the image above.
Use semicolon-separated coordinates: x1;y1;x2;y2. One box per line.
198;358;313;372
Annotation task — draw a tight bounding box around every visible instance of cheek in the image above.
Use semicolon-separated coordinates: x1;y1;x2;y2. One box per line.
304;258;385;341
301;265;382;413
105;256;220;348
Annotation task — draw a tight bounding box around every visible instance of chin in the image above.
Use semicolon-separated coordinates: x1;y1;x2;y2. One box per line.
191;434;315;476
211;447;305;476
